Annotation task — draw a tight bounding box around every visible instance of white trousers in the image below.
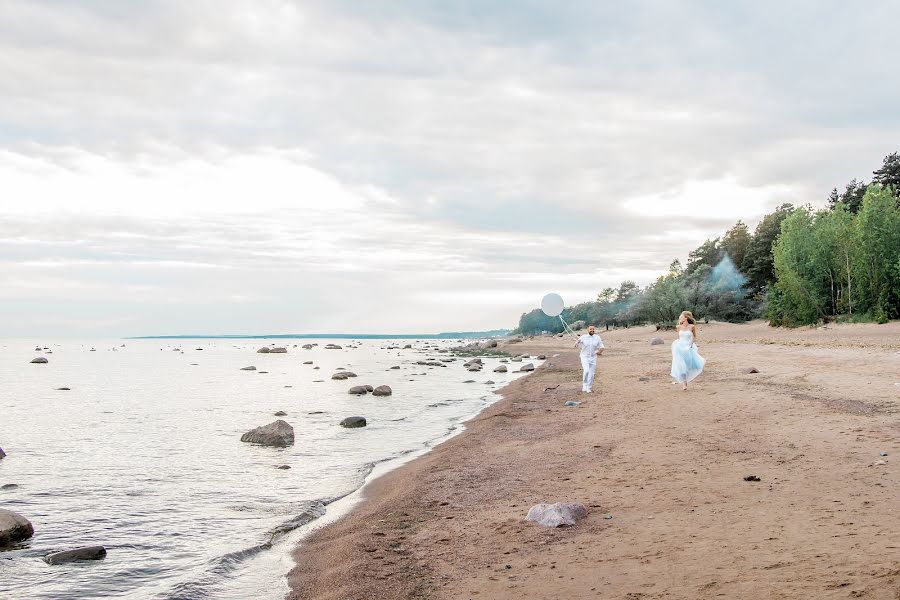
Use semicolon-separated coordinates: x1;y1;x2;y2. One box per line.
581;356;597;392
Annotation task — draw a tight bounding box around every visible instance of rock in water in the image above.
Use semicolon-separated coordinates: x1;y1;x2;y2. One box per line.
525;503;588;528
537;355;547;360
269;347;287;353
325;344;343;350
364;385;374;392
31;357;48;364
519;363;535;372
493;365;507;373
340;416;367;428
273;411;287;416
332;372;350;380
240;366;257;371
240;420;294;447
45;546;107;565
257;347;271;353
0;509;34;546
348;385;368;395
372;385;392;396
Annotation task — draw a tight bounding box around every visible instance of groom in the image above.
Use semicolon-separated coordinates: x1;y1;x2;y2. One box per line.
576;325;604;393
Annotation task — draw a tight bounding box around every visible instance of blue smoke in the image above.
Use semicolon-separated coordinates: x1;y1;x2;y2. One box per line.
708;255;746;294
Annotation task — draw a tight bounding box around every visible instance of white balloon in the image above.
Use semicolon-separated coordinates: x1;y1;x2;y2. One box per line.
541;293;565;317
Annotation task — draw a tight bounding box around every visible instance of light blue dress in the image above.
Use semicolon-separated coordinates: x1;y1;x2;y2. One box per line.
671;329;705;383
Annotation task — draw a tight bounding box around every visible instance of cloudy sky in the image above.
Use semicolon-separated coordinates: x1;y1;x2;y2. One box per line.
2;1;898;336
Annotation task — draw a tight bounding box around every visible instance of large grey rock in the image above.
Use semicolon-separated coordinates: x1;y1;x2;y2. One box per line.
303;361;313;365
302;344;314;350
340;416;367;428
331;372;350;380
240;420;294;447
0;509;34;546
257;347;271;353
31;357;48;364
269;347;287;354
274;411;288;416
240;366;257;371
519;363;535;372
0;447;5;459
364;385;374;392
650;337;665;346
325;344;343;350
348;386;368;395
45;546;107;565
493;365;508;373
525;503;588;528
372;385;392;397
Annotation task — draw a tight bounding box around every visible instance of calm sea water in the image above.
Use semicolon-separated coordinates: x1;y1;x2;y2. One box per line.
0;338;538;599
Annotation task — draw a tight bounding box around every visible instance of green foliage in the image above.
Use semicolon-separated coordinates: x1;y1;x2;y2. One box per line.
720;221;751;267
742;203;794;297
826;179;867;214
854;186;900;320
685;238;721;276
872;152;900;193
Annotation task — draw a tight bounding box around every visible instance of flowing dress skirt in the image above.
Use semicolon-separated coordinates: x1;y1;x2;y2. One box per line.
671;337;705;383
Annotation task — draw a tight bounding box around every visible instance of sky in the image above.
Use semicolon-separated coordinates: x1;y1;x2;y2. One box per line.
2;1;899;336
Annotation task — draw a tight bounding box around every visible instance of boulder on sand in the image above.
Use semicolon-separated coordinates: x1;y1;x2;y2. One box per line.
241;366;257;371
741;367;760;374
364;385;374;392
269;347;287;353
274;411;287;416
31;357;48;364
650;337;664;346
45;546;107;565
493;365;507;373
525;503;588;528
325;344;343;350
348;385;368;395
340;416;367;428
257;347;271;353
332;372;350;380
0;508;34;546
372;385;392;397
518;363;535;372
303;361;313;365
0;447;5;459
240;420;294;447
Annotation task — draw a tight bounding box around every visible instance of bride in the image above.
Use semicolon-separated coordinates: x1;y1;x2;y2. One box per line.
671;311;705;391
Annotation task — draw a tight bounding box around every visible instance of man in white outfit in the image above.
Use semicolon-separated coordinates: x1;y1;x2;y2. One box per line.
576;325;604;393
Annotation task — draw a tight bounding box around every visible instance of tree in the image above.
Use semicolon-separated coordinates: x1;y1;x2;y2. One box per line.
854;185;900;321
685;238;721;276
616;280;640;302
597;287;616;303
742;203;794;297
720;221;751;269
769;207;829;325
827;179;867;214
872;151;900;194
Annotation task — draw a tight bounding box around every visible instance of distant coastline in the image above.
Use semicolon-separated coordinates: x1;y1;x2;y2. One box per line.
127;329;510;340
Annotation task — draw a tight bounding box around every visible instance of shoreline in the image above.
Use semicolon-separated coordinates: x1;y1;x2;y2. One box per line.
287;321;900;600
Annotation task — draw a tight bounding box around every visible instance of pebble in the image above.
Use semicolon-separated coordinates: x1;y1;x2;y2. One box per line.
880;452;888;457
563;401;580;407
874;460;888;466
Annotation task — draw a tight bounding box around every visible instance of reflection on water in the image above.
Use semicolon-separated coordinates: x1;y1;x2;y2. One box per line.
0;338;535;599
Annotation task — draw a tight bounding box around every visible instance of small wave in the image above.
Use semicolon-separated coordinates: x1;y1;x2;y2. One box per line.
162;501;326;600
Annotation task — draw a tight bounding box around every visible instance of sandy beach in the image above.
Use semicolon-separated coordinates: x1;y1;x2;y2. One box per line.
287;321;900;600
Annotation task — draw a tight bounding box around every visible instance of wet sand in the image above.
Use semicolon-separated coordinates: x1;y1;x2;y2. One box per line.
287;321;900;600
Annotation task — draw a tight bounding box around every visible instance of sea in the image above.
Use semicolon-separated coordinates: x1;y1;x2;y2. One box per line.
0;337;539;599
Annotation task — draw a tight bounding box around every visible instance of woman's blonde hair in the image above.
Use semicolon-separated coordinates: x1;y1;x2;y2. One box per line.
680;311;697;338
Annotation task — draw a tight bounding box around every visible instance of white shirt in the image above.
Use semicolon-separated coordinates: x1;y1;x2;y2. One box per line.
577;333;604;360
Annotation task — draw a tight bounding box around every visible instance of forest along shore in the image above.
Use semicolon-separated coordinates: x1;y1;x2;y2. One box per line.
287;321;900;600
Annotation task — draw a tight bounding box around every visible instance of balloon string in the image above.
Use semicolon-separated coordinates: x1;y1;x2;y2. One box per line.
559;315;578;338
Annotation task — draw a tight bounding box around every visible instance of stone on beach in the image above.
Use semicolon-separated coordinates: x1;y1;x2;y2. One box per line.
518;363;535;372
240;420;294;447
364;385;374;392
303;361;313;365
340;416;367;428
525;503;588;528
0;508;34;546
650;337;664;346
348;386;368;395
493;365;508;373
0;447;4;459
372;385;392;396
257;347;271;353
31;357;48;364
325;344;343;350
741;367;760;374
274;411;288;416
332;372;350;380
269;347;288;353
45;546;107;565
241;366;257;371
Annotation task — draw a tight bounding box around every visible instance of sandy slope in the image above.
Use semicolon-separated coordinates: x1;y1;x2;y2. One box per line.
287;321;900;600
